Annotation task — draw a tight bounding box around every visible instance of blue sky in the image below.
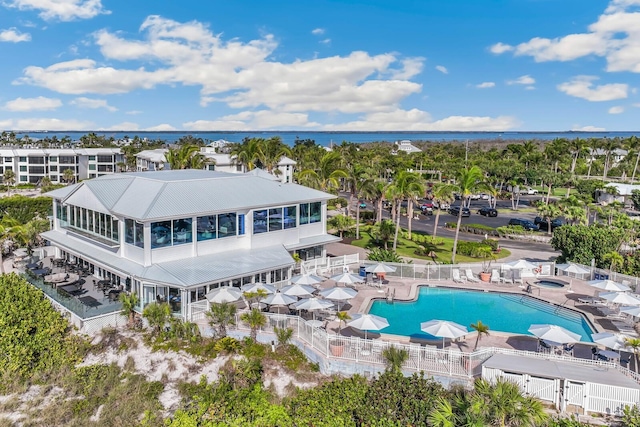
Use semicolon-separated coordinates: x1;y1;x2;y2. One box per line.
0;0;638;131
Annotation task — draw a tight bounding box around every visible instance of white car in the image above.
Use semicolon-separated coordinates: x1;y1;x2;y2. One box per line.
520;187;538;195
433;201;450;210
480;193;490;200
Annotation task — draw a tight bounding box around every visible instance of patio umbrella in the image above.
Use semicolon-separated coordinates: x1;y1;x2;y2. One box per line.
591;332;631;351
620;306;640;318
364;263;397;274
206;286;243;304
556;263;591;275
282;283;316;298
291;273;324;286
241;283;276;294
319;286;358;310
600;292;640;306
330;272;365;286
293;297;334;322
504;259;539;270
347;313;389;339
588;279;630;293
420;319;469;348
528;324;581;344
263;291;297;307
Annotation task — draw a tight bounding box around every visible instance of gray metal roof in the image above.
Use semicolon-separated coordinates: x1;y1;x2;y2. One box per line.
45;170;334;221
484;353;640;389
285;234;341;250
43;229;294;287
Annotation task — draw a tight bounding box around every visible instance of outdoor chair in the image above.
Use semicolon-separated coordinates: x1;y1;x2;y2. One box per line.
464;269;480;283
512;269;524;285
501;270;513;284
452;269;466;283
490;269;500;283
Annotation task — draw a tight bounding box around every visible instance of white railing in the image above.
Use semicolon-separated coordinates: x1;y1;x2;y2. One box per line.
301;254;360;275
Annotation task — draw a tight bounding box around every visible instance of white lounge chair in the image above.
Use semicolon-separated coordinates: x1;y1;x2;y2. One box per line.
512;269;524;285
490;269;500;283
452;269;466;283
465;268;480;283
501;270;513;284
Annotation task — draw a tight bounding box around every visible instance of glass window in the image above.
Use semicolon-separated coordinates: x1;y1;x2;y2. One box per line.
284;206;297;229
124;219;134;244
197;215;216;241
151;220;171;248
300;203;309;225
4;157;11;162
49;156;57;162
310;202;322;223
238;214;245;235
87;210;94;232
89;155;96;161
51;175;58;181
19;157;26;162
50;165;58;172
19;165;26;172
134;222;144;248
269;208;282;232
172;218;192;245
218;213;236;238
97;155;113;163
253;209;267;234
89;164;96;170
111;218;119;241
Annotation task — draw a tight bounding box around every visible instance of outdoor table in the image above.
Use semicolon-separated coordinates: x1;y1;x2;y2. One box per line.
78;296;101;308
598;349;621;360
26;263;39;269
31;268;48;276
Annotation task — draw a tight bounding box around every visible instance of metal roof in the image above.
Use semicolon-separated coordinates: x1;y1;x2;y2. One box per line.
42;229;294;287
285;234;342;250
46;170;334;221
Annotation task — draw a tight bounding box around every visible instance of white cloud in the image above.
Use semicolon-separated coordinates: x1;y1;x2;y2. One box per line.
557;75;628;101
0;28;30;42
489;42;513;54
435;65;448;74
633;102;640;107
70;96;117;111
476;82;495;88
145;123;176;131
126;110;142;115
3;96;62;111
3;0;109;21
390;57;424;80
609;105;625;114
98;121;139;131
507;75;535;85
311;28;325;35
493;1;640;73
319;38;331;45
572;125;607;131
184;111;320;130
0;117;92;130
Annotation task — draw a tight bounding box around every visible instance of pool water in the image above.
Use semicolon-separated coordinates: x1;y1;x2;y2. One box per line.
368;287;594;342
536;280;565;289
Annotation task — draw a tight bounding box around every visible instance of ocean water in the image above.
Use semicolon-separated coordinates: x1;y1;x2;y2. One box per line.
10;130;640;146
368;287;594;342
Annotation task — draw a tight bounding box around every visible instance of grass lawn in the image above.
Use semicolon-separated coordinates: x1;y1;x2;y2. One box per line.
350;230;510;264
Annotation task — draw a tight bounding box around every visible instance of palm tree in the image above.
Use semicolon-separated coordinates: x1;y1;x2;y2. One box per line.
472;378;548;426
206;302;237;338
603;251;624;272
431;183;457;240
230;138;261;171
625;135;640;182
601;137;622;179
372;219;395;250
297;151;348;193
625;337;640;372
336;311;351;335
386;171;425;248
568;137;589;176
165;144;206;170
62;168;75;184
382;345;408;372
143;302;171;335
470;320;490;350
537;204;561;236
3;169;15;189
119;292;140;328
274;327;293;348
329;214;355;239
257;136;292;173
241;308;267;341
451;165;485;264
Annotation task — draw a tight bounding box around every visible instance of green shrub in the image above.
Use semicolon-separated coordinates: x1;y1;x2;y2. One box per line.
328;197;349;209
480;238;499;251
368;248;407;263
359;210;374;221
456;241;494;258
496;225;526;235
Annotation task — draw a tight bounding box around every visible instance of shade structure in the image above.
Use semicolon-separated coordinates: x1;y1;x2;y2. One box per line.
556;263;591;275
600;292;640;306
282;283;316;297
241;283;276;294
420;319;468;347
330;272;365;286
504;259;539;270
319;286;358;310
620;306;640;318
293;297;334;312
364;263;397;274
263;291;297;307
528;324;581;344
588;279;630;293
347;313;389;339
291;273;324;286
591;332;631;351
206;286;243;303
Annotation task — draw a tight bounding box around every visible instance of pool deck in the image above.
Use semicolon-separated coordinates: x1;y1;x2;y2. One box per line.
318;274;638;363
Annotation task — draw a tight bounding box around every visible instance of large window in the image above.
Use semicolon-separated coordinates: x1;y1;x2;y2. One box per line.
64;204;119;243
268;208;282;232
150;217;193;248
284;206;297;229
173;218;192;245
299;202;322;224
253;206;296;234
151;220;172;248
218;213;236;238
253;210;267;234
197;215;217;241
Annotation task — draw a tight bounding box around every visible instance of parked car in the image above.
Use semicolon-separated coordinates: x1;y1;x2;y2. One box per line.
421;206;433;215
478;207;498;217
508;218;539;231
448;206;471;217
519;187;539;195
358;201;367;209
433;201;450;210
383;201;392;209
420;201;433;210
534;216;565;230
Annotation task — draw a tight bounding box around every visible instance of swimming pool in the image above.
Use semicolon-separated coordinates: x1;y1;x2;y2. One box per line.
368;287;594;342
535;279;567;289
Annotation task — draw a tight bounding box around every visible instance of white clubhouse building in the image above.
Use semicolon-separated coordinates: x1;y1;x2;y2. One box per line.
42;170;339;318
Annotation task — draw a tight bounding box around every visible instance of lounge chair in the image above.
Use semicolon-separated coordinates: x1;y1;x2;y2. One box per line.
465;268;480;282
490;269;500;283
501;270;513;284
512;269;524;285
452;269;466;283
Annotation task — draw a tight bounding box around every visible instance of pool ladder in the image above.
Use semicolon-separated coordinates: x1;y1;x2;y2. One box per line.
386;288;395;303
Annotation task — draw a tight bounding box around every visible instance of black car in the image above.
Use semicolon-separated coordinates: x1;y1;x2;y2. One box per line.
478;207;498;217
534;216;565;230
508;218;539;231
448;206;471;217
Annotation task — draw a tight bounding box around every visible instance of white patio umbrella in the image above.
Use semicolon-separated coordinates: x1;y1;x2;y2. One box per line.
364;263;397;274
591;332;631;351
600;292;640;306
319;286;358;310
504;259;539;270
206;286;243;304
556;263;591;275
330;272;365;286
282;283;316;297
263;291;297;307
347;313;389;339
528;324;582;344
293;297;334;323
291;273;324;286
588;279;630;293
420;319;469;348
620;306;640;318
241;283;276;294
